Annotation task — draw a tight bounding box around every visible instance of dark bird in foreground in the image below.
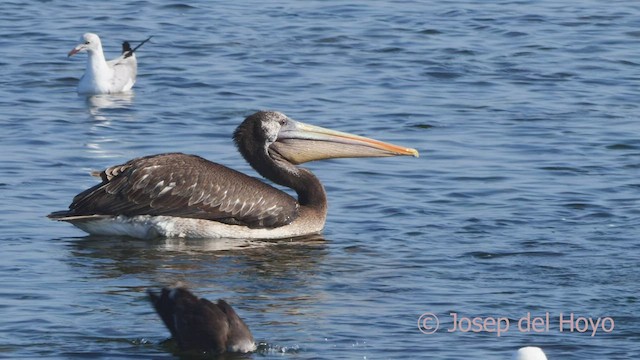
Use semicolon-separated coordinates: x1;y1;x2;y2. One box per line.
148;287;256;354
48;111;419;239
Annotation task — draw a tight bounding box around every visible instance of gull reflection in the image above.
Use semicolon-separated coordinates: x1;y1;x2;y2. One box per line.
81;92;136;159
85;92;135;122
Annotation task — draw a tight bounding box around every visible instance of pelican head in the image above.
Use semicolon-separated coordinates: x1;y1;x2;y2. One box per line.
234;111;419;168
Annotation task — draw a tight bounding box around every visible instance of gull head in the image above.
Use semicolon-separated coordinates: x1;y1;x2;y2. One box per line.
68;33;102;57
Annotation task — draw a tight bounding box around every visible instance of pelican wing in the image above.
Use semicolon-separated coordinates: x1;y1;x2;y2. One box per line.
63;153;299;228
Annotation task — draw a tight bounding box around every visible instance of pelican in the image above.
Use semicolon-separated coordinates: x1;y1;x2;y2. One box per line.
148;287;256;354
68;33;151;94
48;111;418;239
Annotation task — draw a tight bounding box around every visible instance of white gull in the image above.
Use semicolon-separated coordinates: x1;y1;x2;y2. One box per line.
513;346;548;360
68;33;150;95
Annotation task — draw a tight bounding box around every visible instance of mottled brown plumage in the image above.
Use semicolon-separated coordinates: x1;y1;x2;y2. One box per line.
56;152;298;228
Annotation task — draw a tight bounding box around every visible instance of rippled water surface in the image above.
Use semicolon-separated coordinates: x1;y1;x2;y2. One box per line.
1;0;639;359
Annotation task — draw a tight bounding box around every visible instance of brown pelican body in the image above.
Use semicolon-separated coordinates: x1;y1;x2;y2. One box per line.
48;111;418;239
148;287;256;354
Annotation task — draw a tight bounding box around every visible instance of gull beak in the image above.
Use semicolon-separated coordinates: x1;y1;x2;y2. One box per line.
68;46;82;57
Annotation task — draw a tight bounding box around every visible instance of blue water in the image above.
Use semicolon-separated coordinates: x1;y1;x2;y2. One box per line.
1;0;639;358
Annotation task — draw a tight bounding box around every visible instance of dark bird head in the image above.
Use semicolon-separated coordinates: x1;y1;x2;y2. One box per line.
233;111;419;175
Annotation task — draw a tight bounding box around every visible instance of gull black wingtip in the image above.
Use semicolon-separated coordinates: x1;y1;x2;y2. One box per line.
123;35;153;58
